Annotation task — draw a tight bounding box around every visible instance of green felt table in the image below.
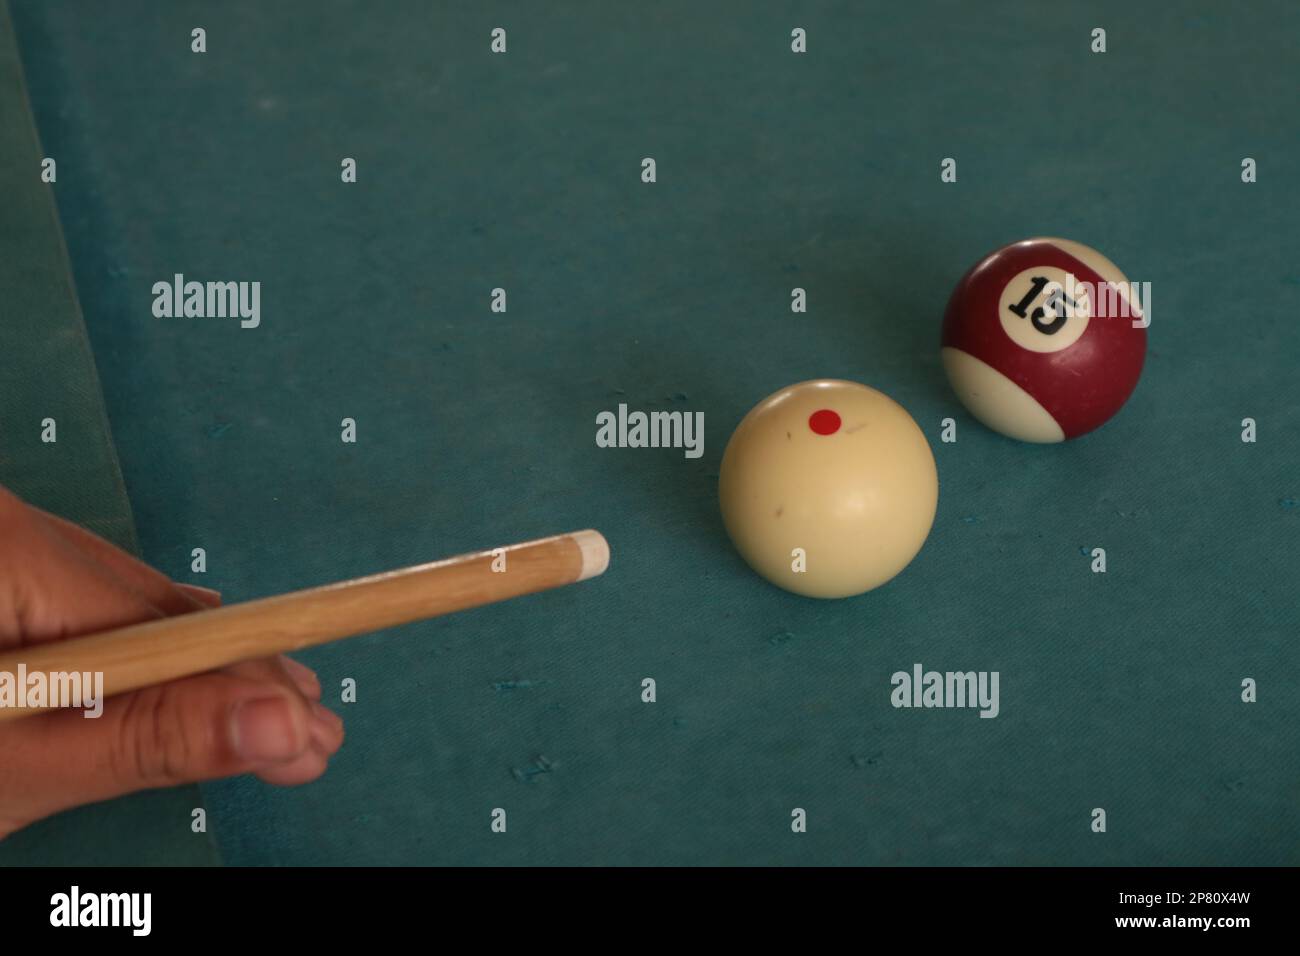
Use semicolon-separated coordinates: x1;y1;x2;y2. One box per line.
1;1;1296;866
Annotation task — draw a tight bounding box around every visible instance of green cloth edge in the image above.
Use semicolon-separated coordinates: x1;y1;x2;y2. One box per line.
0;0;220;867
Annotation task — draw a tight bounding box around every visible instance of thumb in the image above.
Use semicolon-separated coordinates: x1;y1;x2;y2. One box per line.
1;670;323;831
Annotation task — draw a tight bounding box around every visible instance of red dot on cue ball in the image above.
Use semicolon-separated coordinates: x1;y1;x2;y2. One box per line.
808;409;841;435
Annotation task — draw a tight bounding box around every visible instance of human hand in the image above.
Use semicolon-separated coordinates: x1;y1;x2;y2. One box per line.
0;487;343;839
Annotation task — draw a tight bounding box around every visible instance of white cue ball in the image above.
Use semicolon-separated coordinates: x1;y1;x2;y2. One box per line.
718;379;938;598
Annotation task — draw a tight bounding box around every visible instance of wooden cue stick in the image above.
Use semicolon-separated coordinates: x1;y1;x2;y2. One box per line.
0;529;609;722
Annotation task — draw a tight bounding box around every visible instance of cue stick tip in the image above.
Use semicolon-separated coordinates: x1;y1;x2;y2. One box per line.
572;530;610;581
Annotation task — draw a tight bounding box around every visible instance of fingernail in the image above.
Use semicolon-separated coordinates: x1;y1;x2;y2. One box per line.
178;583;222;605
281;656;321;697
231;696;302;762
311;701;343;735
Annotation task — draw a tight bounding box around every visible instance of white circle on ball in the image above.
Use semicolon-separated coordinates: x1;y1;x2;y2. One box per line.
997;266;1091;354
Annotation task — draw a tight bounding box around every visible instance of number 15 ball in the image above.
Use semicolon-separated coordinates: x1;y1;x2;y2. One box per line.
941;237;1147;442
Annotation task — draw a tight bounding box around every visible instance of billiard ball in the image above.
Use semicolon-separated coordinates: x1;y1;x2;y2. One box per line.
941;237;1147;442
718;380;938;598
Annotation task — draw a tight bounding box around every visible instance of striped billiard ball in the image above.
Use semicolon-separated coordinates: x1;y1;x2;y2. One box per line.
941;237;1147;442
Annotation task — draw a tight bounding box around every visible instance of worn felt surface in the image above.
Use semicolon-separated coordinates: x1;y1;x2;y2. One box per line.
6;0;1298;864
0;0;218;866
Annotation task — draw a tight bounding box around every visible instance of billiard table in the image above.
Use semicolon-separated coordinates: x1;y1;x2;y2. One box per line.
1;0;1296;867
